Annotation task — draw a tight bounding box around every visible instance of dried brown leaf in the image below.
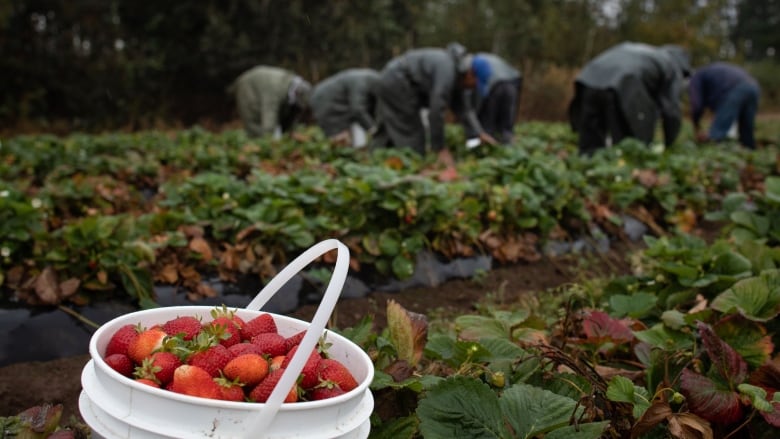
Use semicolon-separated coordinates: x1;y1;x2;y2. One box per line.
667;413;713;439
158;264;179;284
59;278;80;299
189;237;213;262
33;267;60;305
631;401;672;439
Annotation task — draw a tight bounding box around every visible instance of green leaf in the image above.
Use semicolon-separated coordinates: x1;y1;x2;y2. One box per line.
456;315;509;339
379;229;402;255
417;376;509;439
715;317;774;368
763;176;780;203
500;383;581;437
711;272;780;322
730;211;769;235
606;375;652;419
543;421;610;439
391;254;415;279
738;384;774;413
661;310;687;330
369;415;419;439
606;375;637;403
609;292;657;318
634;324;694;351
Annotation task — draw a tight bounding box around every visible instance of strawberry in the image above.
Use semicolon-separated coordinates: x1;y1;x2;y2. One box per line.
162;316;202;341
104;353;134;377
169;365;221;400
316;358;358;392
215;377;246;402
207;316;242;347
249;369;298;403
223;353;269;387
105;324;139;357
251;332;287;357
308;385;346;401
227;342;264;357
135;351;181;385
127;327;167;364
135;378;161;388
241;313;277;341
282;345;321;389
188;344;234;377
269;355;286;371
284;330;306;352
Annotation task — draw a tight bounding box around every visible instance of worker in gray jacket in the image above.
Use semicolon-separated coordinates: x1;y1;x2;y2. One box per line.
373;43;496;180
467;53;523;145
309;68;380;147
229;65;311;139
568;42;691;155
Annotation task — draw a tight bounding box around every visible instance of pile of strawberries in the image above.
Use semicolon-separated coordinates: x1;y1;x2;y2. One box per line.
101;306;359;403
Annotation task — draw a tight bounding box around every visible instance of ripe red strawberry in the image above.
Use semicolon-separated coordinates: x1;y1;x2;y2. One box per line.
251;332;287;357
316;358;358;392
135;378;161;388
207;316;242;347
284;330;306;352
215;377;246;402
241;313;277;341
308;385;346;401
223;353;269;387
127;327;167;364
170;365;222;400
227;342;264;357
188;344;234;377
282;345;321;389
249;369;298;403
162;316;202;341
135;351;181;385
104;353;134;377
105;324;139;357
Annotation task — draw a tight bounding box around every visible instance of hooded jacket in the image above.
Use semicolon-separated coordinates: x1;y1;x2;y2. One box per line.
309;68;380;136
573;42;690;145
229;65;310;137
379;47;465;150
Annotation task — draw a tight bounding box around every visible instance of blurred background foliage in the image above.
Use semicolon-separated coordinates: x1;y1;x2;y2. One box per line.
1;0;778;134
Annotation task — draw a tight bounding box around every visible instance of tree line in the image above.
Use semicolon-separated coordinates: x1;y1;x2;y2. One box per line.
1;0;778;134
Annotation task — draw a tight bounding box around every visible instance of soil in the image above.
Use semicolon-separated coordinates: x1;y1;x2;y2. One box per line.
0;237;646;425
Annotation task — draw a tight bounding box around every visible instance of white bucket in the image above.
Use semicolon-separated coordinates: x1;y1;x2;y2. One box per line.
79;239;374;439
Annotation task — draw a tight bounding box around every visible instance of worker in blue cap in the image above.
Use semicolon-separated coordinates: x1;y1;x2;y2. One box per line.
466;53;522;145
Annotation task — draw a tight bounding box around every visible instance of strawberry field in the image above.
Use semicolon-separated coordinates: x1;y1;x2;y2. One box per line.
2;121;780;438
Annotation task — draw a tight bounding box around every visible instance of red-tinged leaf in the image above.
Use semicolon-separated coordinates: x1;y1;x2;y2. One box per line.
581;310;636;344
680;368;743;425
749;355;780;390
749;357;780;427
714;316;774;368
758;389;780;427
667;413;713;439
386;299;428;367
697;321;748;384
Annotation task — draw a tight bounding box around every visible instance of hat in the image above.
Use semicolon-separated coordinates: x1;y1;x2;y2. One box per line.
471;55;492;97
446;42;472;74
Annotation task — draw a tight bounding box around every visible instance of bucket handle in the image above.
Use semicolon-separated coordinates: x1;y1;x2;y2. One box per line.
242;239;350;437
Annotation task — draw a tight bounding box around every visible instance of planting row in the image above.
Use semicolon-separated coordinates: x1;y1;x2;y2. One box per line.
0;123;776;307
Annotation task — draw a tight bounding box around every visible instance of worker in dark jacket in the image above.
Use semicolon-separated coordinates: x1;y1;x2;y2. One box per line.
688;62;760;149
373;43;496;180
310;68;380;147
228;65;311;139
568;42;691;155
466;53;523;145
